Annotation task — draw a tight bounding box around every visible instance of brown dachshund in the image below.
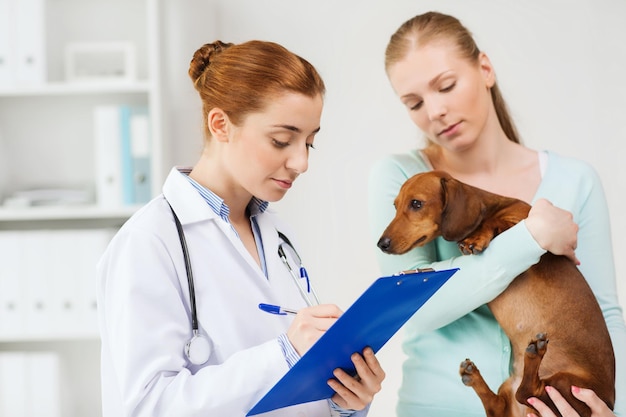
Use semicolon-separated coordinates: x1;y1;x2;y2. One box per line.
377;170;615;417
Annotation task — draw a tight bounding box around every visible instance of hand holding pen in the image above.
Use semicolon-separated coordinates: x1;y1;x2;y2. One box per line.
286;304;343;356
260;302;343;356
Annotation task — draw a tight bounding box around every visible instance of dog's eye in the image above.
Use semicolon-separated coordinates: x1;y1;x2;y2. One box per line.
410;199;423;210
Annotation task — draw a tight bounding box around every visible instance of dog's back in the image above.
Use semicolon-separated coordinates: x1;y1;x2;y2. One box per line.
377;171;615;417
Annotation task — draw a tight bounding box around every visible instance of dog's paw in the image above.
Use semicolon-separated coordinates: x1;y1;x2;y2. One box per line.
459;358;479;386
457;238;488;255
526;333;549;358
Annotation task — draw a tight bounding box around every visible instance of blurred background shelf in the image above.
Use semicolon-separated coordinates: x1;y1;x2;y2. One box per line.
0;0;163;416
0;80;152;97
0;205;139;221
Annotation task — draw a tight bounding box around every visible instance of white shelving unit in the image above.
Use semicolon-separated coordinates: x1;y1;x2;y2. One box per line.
0;0;163;415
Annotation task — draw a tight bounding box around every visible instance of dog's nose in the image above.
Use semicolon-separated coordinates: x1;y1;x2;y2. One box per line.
377;237;392;253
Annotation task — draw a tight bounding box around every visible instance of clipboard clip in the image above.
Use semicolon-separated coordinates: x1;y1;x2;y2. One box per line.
394;268;435;276
393;268;436;285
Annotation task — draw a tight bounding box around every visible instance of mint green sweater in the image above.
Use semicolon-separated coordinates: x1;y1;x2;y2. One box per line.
368;150;625;417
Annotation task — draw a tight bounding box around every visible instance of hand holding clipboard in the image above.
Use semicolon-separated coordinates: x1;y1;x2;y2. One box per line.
247;268;458;416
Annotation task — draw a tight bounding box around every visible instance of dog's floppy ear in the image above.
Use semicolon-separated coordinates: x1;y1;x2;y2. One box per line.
440;176;485;241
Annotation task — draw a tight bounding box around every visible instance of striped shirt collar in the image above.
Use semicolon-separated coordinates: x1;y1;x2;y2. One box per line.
179;168;269;221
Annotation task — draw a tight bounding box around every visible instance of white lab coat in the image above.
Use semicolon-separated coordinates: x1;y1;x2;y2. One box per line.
97;168;368;417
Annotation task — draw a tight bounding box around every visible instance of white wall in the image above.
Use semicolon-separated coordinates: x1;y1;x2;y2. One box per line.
162;1;626;415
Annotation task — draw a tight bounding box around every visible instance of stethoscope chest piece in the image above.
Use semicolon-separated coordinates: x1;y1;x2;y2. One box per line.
185;330;211;365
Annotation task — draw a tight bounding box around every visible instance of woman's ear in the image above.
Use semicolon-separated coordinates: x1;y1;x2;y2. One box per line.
478;52;496;88
207;108;230;142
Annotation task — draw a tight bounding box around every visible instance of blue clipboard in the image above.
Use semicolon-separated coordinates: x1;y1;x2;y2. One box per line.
247;268;458;416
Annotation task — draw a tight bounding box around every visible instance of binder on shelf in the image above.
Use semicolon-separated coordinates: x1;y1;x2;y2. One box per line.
119;106;133;204
74;229;116;334
22;231;55;336
27;352;61;417
0;231;25;337
0;352;27;417
13;0;46;85
129;108;152;203
0;0;15;86
94;105;123;207
49;230;82;335
247;268;459;416
120;106;152;205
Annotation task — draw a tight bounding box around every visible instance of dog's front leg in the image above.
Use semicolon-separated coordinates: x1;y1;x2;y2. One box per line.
456;219;500;254
457;210;523;255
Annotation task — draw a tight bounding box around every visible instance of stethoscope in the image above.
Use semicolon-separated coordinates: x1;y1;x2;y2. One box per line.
168;203;319;365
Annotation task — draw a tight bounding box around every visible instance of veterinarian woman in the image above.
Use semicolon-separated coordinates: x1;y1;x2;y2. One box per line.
97;40;385;417
367;12;625;417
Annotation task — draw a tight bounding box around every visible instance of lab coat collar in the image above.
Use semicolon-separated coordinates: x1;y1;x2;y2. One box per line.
162;167;220;225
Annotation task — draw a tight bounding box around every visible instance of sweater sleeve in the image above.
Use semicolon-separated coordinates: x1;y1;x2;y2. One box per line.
367;154;545;332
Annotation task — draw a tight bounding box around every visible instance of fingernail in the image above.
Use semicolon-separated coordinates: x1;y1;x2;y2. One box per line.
572;385;580;394
545;386;552;393
527;398;536;405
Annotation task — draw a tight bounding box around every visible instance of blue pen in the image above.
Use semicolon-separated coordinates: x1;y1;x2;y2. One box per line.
258;303;299;315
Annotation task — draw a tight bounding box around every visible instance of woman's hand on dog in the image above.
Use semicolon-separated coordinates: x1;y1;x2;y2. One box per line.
527;385;615;417
525;199;580;265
